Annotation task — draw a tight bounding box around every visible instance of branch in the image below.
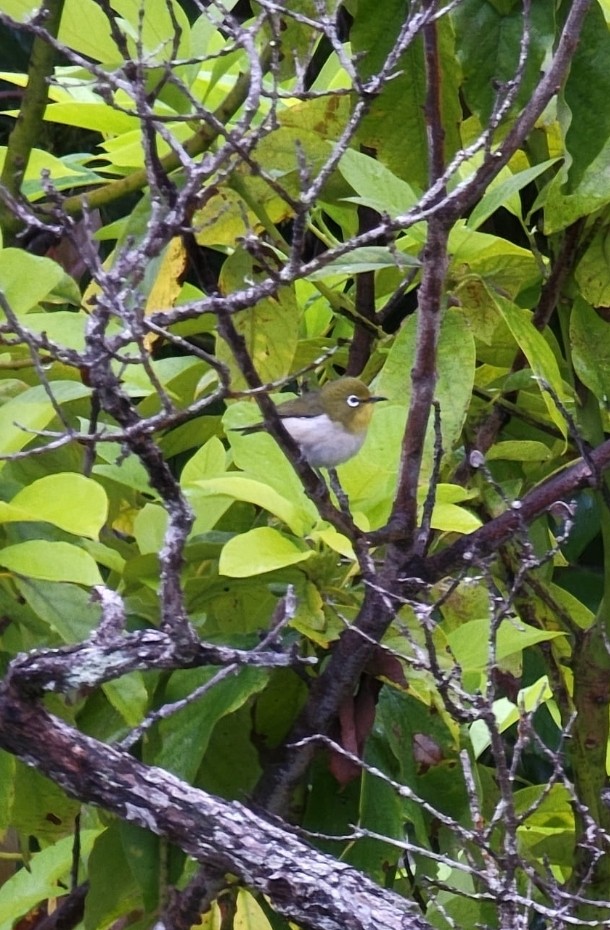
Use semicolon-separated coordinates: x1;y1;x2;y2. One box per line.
0;687;432;930
6;629;311;698
427;437;610;581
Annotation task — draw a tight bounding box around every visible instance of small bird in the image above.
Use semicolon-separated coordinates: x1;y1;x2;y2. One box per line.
235;377;386;468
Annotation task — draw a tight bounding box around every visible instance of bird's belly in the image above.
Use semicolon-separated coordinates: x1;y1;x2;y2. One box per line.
281;414;365;467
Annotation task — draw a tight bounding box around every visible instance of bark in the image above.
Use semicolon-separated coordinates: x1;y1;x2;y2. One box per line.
0;683;431;930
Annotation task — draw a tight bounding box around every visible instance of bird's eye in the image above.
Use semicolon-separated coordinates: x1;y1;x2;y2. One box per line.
346;394;361;408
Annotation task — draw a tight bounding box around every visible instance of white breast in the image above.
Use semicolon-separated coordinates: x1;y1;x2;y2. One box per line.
281;414;365;467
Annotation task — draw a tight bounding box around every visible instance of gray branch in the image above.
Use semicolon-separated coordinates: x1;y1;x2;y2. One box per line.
0;687;431;930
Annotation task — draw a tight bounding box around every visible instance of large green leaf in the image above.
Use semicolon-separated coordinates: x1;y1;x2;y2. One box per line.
574;232;610;307
15;578;102;642
452;0;555;122
219;527;313;577
180;435;226;484
338;148;419;219
224;402;318;524
515;784;574;870
152;666;269;782
22;311;89;351
447;620;565;673
0;541;103;586
448;224;542;298
350;3;461;187
103;673;149;727
189;475;313;537
470;677;555;758
0;249;66;314
0;474;108;538
41;102;138;135
85;826;142;930
306;246;419;281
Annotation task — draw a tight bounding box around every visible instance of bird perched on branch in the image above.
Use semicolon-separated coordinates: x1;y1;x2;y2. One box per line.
234;377;386;468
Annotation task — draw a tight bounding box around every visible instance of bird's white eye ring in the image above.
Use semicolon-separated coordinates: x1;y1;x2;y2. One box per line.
347;394;361;408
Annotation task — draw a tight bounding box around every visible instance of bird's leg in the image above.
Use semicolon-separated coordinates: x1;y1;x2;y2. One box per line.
326;467;351;516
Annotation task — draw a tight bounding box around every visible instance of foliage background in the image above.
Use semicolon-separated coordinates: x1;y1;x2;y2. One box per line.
0;1;610;929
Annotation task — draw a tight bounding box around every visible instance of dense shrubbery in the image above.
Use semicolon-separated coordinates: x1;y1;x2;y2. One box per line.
1;1;610;928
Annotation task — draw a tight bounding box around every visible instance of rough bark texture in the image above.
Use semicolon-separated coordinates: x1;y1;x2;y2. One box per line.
0;684;431;930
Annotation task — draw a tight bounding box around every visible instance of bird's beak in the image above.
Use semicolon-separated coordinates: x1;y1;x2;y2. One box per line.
368;395;387;403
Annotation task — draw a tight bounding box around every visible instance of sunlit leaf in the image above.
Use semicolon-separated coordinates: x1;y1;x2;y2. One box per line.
0;541;103;586
219;527;313;577
0;474;108;538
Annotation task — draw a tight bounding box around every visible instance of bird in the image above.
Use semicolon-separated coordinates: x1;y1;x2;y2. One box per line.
234;377;386;468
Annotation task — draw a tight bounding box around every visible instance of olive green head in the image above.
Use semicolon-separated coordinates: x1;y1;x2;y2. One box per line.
276;377;386;433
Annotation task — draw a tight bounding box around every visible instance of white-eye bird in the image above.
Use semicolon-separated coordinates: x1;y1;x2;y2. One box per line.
235;377;386;468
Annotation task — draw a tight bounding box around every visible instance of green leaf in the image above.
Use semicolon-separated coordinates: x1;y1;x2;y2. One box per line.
190;475;313;537
344;729;408;879
0;382;91;463
23;312;89;352
219;527;313;577
453;0;555;123
197;702;262;798
180;435;226;484
547;583;594;631
349;5;461;188
306;246;419;280
494;297;571;436
470;677;554;757
132;504;168;556
10;761;80;842
543;3;610;230
15;578;102;642
430;502;481;534
570;296;610;402
313;525;355;559
224;403;318;523
0;830;100;930
0;474;108;538
0;541;103;586
447;619;565;674
0;752;15;834
153;666;269;782
103;673;149;727
338;148;419;218
340;309;476;527
486;440;552;462
515;784;574;869
42;102;138;135
85;826;142;930
217;252;299;391
557;3;610;190
574;233;610;307
449;224;541;298
468;159;560;230
0;249;66;314
119;822;160;913
234;889;275;930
